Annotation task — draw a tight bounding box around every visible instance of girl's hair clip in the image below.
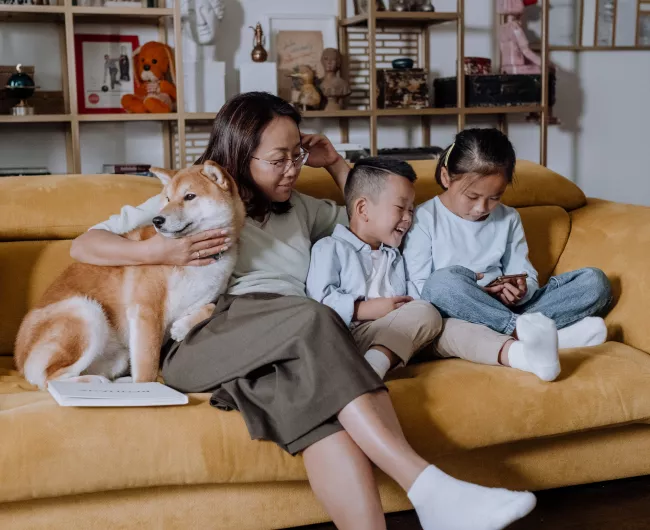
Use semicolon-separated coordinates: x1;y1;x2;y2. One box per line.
444;142;455;167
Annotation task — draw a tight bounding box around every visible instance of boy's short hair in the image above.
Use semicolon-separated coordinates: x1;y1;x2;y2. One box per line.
344;157;417;217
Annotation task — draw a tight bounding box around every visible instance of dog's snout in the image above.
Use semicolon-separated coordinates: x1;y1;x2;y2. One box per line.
143;64;151;71
152;216;165;228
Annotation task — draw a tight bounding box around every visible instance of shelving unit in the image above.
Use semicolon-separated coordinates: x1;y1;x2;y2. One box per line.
302;0;552;165
532;0;650;52
0;0;191;174
1;1;555;172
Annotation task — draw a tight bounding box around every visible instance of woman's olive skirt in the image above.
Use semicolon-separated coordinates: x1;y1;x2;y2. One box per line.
161;294;385;455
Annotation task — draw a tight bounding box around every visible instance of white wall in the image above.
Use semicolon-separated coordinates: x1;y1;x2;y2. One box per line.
0;1;649;205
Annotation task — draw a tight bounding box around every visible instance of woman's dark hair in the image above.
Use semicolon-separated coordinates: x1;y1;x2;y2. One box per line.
196;92;302;219
435;128;516;190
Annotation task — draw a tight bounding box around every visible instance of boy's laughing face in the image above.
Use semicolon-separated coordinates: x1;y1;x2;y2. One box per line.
362;172;415;249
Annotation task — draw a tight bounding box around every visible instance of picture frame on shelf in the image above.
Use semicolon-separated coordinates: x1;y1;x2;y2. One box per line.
74;34;140;114
262;14;338;60
262;14;338;104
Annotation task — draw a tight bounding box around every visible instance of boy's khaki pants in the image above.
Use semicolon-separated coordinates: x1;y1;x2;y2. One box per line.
352;300;511;366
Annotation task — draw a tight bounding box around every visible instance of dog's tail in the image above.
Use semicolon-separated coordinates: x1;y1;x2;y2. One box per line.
15;296;110;389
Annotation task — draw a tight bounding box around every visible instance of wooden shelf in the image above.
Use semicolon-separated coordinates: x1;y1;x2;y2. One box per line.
464;105;542;115
72;6;173;24
78;113;179;122
185;112;217;121
0;5;173;23
0;4;65;22
533;44;650;52
376;11;458;25
0;114;71;124
302;109;373;118
341;11;458;27
376;108;459;117
372;106;543;118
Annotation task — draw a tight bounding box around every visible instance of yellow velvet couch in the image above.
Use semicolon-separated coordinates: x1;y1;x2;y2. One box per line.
1;160;649;530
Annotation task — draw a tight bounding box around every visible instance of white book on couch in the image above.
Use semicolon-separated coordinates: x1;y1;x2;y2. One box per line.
48;381;189;407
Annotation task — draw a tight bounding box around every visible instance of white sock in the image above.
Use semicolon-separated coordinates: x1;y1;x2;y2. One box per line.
407;465;537;530
508;313;560;382
364;349;391;380
557;317;607;349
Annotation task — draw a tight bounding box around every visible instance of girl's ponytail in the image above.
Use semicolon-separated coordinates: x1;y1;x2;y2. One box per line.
435;143;454;189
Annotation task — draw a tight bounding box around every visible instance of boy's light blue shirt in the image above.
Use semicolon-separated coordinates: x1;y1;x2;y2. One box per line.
306;224;407;327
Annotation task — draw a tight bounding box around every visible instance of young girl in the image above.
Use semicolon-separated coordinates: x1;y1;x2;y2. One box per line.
403;128;612;382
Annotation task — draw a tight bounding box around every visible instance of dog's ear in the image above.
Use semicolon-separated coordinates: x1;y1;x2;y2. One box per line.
202;161;229;191
150;167;177;186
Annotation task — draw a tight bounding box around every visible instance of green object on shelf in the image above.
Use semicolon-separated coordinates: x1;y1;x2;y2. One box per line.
392;57;414;69
6;65;35;101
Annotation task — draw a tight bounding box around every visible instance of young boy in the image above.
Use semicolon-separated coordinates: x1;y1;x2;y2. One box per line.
306;158;442;379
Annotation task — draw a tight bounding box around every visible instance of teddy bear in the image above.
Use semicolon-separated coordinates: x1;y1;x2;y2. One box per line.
121;41;177;114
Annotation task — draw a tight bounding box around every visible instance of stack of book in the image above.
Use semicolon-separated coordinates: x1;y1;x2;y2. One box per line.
102;164;153;177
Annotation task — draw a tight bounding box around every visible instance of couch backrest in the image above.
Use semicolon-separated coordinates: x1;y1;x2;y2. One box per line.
0;160;585;355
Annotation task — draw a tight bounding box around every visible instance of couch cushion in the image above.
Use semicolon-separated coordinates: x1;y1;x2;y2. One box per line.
0;160;585;242
554;199;650;356
0;175;162;241
295;159;587;212
2;341;650;503
519;206;571;286
0;240;74;354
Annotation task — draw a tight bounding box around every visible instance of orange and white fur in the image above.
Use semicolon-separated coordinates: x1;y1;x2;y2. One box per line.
15;161;245;389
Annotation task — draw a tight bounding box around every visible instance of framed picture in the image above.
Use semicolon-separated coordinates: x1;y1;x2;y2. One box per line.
74;34;140;114
262;14;337;102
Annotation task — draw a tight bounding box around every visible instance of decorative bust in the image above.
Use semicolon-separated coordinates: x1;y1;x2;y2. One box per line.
319;48;351;111
180;0;225;60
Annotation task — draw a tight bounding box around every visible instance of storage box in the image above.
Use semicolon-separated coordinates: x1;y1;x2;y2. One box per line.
377;68;429;109
433;73;556;108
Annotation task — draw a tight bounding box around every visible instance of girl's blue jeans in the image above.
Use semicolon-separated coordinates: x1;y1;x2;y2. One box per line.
421;266;612;335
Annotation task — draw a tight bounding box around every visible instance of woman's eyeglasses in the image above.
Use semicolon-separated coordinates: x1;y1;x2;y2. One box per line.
252;150;309;174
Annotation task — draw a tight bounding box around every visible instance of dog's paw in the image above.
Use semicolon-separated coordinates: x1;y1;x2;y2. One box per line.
114;376;133;383
170;316;194;342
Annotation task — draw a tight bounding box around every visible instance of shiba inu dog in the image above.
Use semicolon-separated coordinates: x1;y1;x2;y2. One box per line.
15;161;245;389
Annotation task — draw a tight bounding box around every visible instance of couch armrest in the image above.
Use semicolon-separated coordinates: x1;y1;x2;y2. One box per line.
554;199;650;353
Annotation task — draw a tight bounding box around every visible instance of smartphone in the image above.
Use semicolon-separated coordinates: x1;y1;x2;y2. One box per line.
486;273;528;288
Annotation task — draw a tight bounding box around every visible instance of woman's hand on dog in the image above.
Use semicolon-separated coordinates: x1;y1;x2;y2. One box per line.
146;228;232;266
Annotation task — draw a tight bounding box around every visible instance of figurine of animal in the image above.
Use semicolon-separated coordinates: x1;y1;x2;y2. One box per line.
288;65;322;112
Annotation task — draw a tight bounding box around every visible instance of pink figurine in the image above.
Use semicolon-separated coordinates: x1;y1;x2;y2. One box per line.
497;0;542;74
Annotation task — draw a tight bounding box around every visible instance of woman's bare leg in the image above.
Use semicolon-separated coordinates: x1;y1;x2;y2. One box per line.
303;430;386;530
338;390;426;490
337;391;536;530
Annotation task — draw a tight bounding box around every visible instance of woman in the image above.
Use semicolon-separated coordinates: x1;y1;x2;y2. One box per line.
71;92;535;530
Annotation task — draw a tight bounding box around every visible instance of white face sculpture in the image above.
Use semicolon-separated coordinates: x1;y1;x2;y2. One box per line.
181;0;225;46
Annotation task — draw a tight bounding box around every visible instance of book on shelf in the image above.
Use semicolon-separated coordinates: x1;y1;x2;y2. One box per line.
102;164;152;176
0;167;50;177
48;381;189;407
